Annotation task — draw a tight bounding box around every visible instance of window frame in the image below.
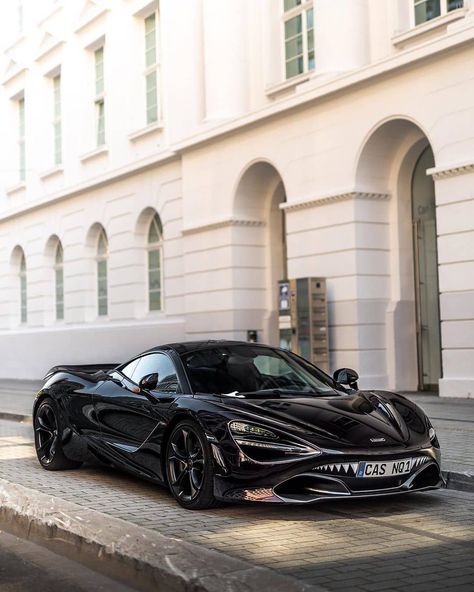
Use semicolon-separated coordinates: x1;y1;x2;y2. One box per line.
147;213;163;312
18;96;25;182
94;46;106;147
412;0;464;27
53;74;62;166
96;228;108;317
130;352;181;393
54;241;64;321
118;351;183;394
144;11;160;125
282;0;314;81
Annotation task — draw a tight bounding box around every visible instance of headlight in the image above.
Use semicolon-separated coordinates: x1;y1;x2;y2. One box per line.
229;421;277;439
429;427;436;441
228;420;320;462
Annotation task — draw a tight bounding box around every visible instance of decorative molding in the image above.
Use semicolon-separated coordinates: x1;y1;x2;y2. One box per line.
0;149;178;224
40;166;64;181
392;7;468;48
2;60;27;86
282;191;390;212
79;145;109;164
5;182;26;197
35;36;64;64
128;121;163;142
428;162;474;180
182;218;265;236
74;2;109;35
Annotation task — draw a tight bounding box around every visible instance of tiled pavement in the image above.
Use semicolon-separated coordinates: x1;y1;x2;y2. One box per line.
401;394;474;475
0;419;472;592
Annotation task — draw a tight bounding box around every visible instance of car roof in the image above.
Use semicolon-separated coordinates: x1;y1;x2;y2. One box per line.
145;340;268;355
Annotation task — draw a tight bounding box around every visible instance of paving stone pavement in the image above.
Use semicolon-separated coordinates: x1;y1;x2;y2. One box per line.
402;394;474;474
0;420;472;592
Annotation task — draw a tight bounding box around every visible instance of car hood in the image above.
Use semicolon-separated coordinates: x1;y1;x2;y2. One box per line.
212;390;429;450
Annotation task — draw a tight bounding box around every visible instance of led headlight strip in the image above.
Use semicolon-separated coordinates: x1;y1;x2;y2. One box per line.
229;421;320;456
229;421;278;439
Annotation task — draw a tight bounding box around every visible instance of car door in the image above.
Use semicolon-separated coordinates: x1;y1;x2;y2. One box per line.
93;352;180;480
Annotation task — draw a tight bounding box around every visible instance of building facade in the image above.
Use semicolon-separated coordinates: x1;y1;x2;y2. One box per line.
0;0;473;397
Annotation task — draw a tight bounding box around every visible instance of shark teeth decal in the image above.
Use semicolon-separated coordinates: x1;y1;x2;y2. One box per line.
313;456;430;476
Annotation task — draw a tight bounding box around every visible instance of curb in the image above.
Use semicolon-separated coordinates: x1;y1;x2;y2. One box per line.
443;469;474;493
0;411;32;424
0;479;323;592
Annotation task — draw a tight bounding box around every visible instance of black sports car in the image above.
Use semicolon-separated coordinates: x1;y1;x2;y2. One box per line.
33;341;443;509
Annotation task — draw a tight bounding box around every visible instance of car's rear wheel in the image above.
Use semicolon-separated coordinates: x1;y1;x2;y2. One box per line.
34;397;82;470
166;420;218;510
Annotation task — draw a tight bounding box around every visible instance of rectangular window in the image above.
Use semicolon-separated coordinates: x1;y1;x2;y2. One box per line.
18;97;25;182
283;0;314;80
55;267;64;320
94;47;105;146
96;100;105;146
97;259;108;316
148;249;161;311
95;46;104;95
414;0;463;26
53;74;62;166
144;13;159;124
20;272;28;323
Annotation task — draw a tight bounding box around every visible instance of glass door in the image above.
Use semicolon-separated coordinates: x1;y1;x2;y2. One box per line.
412;147;442;390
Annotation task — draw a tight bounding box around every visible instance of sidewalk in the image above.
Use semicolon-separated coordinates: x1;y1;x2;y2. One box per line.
1;380;472;488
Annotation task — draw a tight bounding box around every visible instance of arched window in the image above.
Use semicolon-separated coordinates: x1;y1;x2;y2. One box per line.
54;242;64;320
97;229;108;316
147;213;163;311
19;251;27;323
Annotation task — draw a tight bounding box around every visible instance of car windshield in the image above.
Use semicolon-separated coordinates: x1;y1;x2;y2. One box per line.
181;344;338;396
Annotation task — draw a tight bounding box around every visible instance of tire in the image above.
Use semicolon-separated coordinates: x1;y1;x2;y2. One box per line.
34;397;82;471
165;419;219;510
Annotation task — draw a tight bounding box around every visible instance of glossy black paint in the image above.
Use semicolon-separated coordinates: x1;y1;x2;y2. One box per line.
34;340;443;504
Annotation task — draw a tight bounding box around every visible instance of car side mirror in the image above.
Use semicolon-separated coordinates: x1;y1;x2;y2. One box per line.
139;373;158;391
333;368;359;390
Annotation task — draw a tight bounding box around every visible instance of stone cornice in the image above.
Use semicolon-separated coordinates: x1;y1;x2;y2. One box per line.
427;161;474;180
281;191;390;212
182;218;265;236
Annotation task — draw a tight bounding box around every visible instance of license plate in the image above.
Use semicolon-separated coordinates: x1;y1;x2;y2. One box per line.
356;459;412;478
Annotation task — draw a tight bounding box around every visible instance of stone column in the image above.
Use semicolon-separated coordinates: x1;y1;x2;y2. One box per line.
314;0;370;73
202;0;248;120
432;165;474;398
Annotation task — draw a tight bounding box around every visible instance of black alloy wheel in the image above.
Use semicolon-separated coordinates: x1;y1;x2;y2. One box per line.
34;398;82;470
166;420;218;510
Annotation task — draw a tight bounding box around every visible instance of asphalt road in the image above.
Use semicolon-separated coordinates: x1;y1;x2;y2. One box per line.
0;529;136;592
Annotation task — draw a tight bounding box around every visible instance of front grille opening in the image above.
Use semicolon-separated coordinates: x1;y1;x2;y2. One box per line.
275;475;349;500
411;463;441;489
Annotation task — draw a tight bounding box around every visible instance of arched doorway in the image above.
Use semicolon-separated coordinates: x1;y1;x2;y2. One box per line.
233;162;287;345
355;119;442;391
412;147;441;390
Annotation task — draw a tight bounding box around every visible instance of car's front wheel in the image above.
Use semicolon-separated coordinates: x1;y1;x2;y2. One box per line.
34;397;82;470
165;419;218;510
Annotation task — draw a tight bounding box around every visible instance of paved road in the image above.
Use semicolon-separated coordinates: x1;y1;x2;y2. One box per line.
0;420;472;592
0;529;136;591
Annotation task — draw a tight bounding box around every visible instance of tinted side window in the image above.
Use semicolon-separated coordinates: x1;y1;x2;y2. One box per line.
121;358;140;380
132;353;179;393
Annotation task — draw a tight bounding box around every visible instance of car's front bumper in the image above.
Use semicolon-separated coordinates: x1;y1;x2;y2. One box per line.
213;446;443;504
